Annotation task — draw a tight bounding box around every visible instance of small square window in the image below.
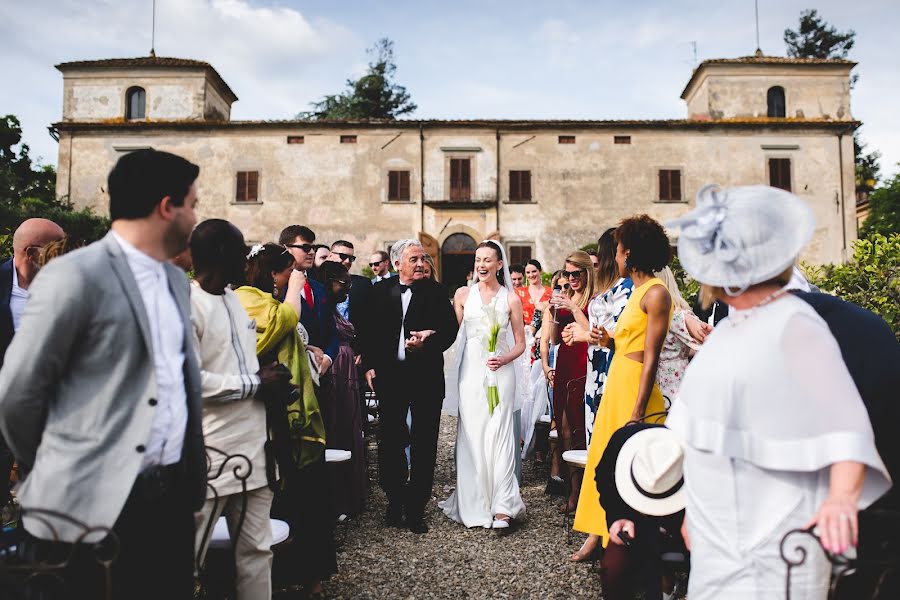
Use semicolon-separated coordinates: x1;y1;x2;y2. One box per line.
508;244;533;265
558;135;576;144
614;136;631;144
340;135;357;144
769;158;792;191
235;171;259;203
509;170;532;202
287;136;304;144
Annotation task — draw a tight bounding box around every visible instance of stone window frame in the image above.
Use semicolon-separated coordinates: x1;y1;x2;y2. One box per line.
387;169;413;203
507;169;533;203
443;152;477;201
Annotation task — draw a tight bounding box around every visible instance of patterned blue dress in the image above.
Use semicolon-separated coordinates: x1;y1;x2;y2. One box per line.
584;277;633;444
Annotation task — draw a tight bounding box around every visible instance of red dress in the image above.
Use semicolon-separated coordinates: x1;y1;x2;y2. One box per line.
552;307;589;450
516;285;552;325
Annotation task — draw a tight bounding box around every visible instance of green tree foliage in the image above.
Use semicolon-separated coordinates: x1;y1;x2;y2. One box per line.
805;234;900;340
855;133;882;194
300;38;417;121
860;174;900;239
669;254;700;308
784;9;855;59
0;114;109;256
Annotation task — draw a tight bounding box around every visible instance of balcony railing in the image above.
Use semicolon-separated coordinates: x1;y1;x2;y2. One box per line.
423;182;497;206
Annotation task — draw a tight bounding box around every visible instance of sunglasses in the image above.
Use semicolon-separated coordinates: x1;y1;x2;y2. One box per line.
564;269;585;280
369;259;388;267
334;252;357;264
285;243;313;253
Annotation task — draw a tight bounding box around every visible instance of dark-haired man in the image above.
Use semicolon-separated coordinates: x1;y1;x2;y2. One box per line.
0;149;205;599
280;225;338;376
190;219;289;600
327;240;372;328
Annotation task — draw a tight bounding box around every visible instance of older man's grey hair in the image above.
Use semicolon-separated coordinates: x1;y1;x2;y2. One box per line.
390;239;424;266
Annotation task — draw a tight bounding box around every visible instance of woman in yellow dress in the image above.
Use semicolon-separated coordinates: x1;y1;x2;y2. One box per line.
570;215;673;561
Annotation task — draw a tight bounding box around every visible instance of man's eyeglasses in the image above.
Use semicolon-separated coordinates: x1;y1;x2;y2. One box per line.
369;260;387;267
334;252;357;264
564;269;585;280
285;243;313;253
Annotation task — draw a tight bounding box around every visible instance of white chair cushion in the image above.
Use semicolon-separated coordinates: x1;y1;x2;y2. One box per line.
208;516;291;549
325;449;352;463
562;450;588;468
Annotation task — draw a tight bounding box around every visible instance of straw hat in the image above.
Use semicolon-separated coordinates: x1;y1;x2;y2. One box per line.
614;427;686;517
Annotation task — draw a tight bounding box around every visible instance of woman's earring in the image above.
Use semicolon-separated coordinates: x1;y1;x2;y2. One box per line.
273;280;279;297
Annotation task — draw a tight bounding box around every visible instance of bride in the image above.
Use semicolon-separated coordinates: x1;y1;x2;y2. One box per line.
440;240;527;529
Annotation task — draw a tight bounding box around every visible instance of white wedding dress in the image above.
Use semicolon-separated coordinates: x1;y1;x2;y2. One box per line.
440;286;526;528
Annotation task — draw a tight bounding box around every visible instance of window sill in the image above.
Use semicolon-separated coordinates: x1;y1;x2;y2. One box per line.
653;199;688;204
503;200;537;205
383;200;416;204
231;201;264;206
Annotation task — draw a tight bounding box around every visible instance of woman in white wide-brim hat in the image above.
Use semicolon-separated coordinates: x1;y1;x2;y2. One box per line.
665;184;891;599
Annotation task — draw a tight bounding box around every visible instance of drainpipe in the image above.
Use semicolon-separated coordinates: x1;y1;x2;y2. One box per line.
837;125;852;255
420;123;425;236
495;128;501;235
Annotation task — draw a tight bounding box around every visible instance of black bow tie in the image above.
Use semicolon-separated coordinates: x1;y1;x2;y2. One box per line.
398;283;412;293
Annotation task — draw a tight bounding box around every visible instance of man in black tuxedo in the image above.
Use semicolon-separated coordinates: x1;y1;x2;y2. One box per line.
360;239;458;533
326;239;373;331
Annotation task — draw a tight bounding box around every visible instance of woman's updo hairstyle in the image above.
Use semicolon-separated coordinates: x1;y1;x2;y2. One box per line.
475;240;506;286
615;215;671;274
245;243;294;293
526;259;543;273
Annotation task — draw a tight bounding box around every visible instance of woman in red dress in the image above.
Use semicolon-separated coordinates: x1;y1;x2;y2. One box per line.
516;259;552;327
544;250;597;513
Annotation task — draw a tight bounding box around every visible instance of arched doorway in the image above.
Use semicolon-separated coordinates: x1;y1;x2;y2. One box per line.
441;233;476;292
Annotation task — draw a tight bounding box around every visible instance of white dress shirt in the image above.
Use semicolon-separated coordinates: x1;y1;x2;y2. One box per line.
397;282;413;361
10;265;28;332
111;231;188;470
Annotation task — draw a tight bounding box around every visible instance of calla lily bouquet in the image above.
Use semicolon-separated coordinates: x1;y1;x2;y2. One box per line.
483;297;502;415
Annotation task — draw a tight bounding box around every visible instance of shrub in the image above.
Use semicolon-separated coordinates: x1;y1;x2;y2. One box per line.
805;233;900;340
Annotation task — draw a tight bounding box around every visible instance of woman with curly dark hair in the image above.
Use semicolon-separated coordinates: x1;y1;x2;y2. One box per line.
571;214;673;559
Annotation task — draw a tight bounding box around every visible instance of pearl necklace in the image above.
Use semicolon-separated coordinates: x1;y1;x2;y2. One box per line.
722;287;789;327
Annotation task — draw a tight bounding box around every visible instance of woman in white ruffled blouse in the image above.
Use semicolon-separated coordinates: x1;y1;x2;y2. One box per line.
666;185;891;600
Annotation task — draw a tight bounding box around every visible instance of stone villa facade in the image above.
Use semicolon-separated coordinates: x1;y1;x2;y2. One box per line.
53;54;858;288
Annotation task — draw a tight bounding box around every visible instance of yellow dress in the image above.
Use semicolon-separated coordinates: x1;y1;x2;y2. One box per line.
572;278;672;541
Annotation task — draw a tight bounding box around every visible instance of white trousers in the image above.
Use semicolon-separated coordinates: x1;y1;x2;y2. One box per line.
195;486;274;600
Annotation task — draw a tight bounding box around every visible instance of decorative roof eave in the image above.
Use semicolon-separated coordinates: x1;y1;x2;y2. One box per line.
53;117;860;133
55;57;238;104
680;56;857;100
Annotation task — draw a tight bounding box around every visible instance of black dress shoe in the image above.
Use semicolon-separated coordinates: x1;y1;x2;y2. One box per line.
385;504;405;527
407;517;429;534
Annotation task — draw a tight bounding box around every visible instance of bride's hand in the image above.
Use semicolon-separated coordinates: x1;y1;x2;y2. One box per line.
486;355;506;371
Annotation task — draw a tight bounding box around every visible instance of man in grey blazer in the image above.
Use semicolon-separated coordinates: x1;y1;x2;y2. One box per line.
0;149;205;599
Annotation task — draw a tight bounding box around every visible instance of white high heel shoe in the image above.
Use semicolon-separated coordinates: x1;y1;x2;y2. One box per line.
492;516;512;529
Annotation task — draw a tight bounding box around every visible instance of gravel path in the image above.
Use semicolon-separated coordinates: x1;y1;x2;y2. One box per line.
321;414;604;599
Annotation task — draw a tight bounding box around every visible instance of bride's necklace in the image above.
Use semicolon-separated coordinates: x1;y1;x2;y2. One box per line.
723;287;788;327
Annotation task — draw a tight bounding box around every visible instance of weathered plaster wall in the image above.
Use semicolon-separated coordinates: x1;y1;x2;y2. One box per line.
685;66;851;120
56;124;855;275
61;70;210;121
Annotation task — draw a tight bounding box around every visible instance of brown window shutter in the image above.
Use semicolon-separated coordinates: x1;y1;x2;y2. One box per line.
659;170;669;201
671;170;682;201
236;172;247;202
247;171;259;201
399;171;410;200
769;159;792;191
522;171;532;200
509;245;532;264
558;135;575;144
509;171;520;201
461;159;470;199
388;171;399;200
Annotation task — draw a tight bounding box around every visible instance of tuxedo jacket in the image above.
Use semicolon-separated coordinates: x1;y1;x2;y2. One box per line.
0;258;14;370
347;273;372;331
360;277;458;398
300;277;339;360
0;233;206;542
792;291;900;485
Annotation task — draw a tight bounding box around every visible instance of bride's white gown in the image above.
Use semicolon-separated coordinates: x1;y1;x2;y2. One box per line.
440;287;526;527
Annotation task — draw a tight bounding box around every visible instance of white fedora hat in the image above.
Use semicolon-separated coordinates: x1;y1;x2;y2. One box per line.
614;427;685;517
668;184;815;295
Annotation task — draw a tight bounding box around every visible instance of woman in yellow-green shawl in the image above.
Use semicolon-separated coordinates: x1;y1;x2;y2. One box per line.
237;243;336;593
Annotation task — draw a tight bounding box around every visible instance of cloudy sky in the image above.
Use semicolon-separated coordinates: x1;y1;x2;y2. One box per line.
2;0;898;177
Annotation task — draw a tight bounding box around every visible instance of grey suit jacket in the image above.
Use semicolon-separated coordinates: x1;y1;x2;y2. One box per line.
0;232;205;542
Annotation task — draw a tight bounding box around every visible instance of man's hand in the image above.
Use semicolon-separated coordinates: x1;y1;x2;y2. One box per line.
405;330;435;352
609;519;636;546
365;369;376;392
318;354;333;376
